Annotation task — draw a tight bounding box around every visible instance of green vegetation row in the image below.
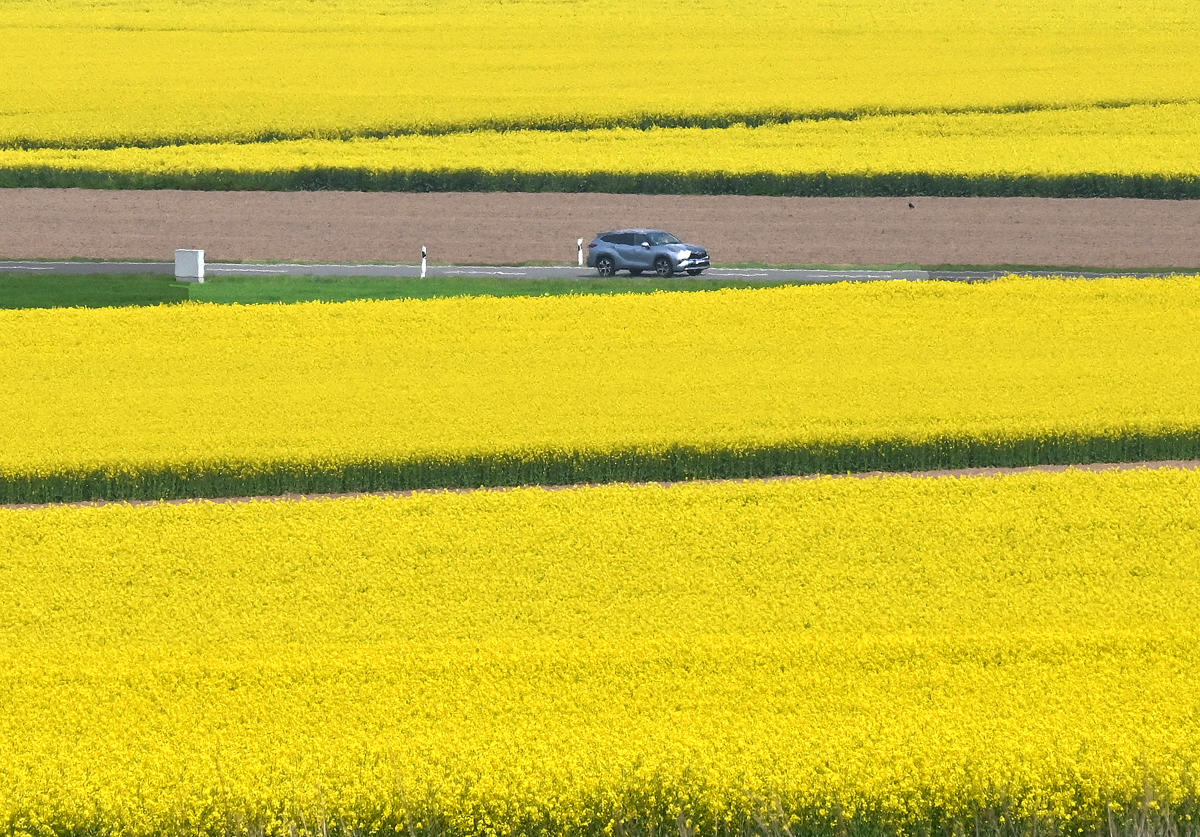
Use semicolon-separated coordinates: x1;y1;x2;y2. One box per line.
6;431;1200;504
5;166;1199;198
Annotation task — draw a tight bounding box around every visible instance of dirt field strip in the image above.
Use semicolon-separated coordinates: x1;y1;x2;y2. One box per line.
3;190;1200;268
7;459;1198;511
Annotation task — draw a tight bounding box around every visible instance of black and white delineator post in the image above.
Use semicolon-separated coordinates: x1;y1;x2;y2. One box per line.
421;245;427;279
577;238;583;267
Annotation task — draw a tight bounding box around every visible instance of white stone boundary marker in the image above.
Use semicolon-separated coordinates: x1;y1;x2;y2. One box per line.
175;249;205;283
577;238;583;266
421;245;427;279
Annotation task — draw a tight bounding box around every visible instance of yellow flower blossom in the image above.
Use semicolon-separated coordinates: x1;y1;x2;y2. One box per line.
2;470;1199;837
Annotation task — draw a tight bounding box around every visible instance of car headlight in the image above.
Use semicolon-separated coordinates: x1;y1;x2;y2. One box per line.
676;250;691;260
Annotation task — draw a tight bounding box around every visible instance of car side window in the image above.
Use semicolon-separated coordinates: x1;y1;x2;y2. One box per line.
634;234;651;246
600;234;621;244
614;233;635;245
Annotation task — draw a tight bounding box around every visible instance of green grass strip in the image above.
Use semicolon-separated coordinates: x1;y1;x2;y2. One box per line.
189;275;818;304
1;273;825;309
0;273;188;309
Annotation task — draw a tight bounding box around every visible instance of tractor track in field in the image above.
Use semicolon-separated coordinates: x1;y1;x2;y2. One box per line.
2;190;1199;270
6;459;1200;511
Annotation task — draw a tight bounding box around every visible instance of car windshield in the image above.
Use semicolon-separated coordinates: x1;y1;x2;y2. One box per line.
647;232;681;245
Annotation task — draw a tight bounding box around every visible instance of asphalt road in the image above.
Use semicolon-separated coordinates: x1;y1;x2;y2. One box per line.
0;261;1182;282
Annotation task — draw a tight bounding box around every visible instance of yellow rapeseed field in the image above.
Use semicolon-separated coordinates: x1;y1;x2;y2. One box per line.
2;0;1199;190
3;278;1200;499
3;0;1197;148
3;469;1200;837
6;102;1199;185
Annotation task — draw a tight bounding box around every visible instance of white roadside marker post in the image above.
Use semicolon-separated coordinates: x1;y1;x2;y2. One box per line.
174;249;205;283
421;245;427;279
577;238;584;267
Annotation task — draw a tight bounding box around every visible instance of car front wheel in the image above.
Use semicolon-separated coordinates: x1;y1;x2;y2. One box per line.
654;256;674;277
596;255;616;277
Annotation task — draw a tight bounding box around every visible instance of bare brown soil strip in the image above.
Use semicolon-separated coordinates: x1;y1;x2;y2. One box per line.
2;190;1200;269
7;459;1199;511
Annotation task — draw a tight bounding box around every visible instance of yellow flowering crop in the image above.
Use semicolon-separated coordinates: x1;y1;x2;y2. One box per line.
2;0;1199;190
4;278;1200;501
2;0;1197;149
3;469;1200;837
6;102;1200;191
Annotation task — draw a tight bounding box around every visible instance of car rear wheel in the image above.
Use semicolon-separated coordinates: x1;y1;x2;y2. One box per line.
595;255;616;277
654;256;674;277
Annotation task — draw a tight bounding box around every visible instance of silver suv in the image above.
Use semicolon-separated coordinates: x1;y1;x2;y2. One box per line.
586;229;710;277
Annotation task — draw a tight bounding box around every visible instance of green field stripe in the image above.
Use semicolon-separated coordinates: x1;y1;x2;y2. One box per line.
3;166;1198;198
6;431;1200;504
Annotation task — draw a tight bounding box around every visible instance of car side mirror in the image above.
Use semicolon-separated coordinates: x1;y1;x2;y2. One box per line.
640;241;650;247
